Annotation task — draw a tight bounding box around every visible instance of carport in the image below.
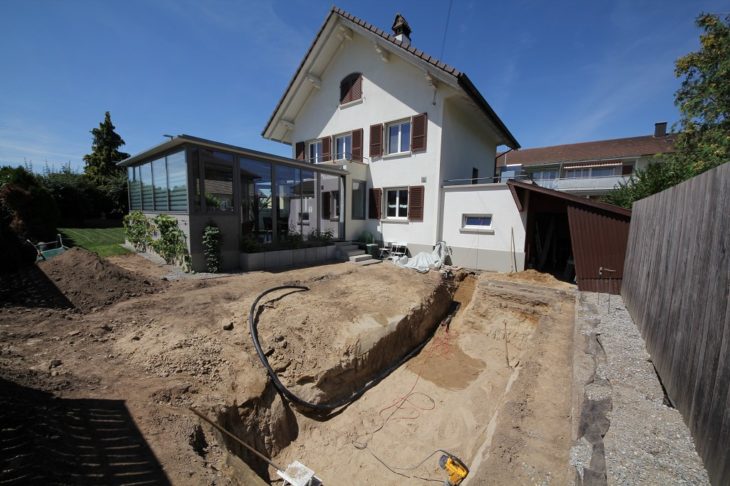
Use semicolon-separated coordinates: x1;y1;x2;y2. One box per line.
507;180;631;293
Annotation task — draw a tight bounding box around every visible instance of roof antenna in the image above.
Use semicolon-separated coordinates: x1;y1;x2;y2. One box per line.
439;0;454;59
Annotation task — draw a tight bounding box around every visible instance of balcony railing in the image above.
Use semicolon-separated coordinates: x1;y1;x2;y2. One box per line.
533;175;629;192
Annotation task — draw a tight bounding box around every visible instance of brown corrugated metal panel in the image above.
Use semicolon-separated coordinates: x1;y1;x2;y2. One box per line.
566;204;630;294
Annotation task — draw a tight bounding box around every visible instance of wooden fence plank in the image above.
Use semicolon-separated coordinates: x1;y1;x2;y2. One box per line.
621;163;730;484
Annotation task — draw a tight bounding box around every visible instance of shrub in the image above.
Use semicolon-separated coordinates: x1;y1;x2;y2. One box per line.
202;224;222;273
0;166;59;241
240;233;263;253
123;211;153;251
151;214;190;270
309;228;334;243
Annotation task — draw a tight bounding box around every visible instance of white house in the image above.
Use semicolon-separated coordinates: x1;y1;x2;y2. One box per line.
120;8;529;273
263;8;526;270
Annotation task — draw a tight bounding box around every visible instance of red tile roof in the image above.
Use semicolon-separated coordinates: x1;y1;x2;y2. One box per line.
497;134;676;167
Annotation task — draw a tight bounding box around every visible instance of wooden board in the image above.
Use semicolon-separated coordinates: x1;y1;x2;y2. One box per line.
621;163;730;484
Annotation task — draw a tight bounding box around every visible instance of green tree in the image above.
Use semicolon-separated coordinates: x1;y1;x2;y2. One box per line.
83;111;130;182
605;13;729;208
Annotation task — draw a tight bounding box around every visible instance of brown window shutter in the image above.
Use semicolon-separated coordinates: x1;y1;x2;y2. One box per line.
340;73;362;104
295;141;305;160
351;128;363;161
322;136;331;162
411;113;428;153
322;192;331;219
369;188;382;219
408;186;424;222
370;124;383;158
622;163;633;175
352;74;362;100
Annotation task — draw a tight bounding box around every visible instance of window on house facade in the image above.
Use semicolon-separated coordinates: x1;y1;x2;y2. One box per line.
565;166;621;179
531;169;558;180
340;72;362;104
140;163;153;210
308;140;323;163
565;168;591;179
386;120;411;155
591;166;622;177
461;214;493;233
240;157;272;244
152;158;169;211
127;150;187;212
167;151;188;211
322;190;340;220
335;134;352;161
202;150;234;212
385;188;408;219
128;166;142;210
352;180;366;220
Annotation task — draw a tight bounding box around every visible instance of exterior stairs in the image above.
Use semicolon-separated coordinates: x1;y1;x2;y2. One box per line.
334;241;382;266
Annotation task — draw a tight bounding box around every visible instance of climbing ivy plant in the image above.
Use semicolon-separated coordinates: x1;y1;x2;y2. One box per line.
123;210;153;251
151;214;190;271
202;224;222;273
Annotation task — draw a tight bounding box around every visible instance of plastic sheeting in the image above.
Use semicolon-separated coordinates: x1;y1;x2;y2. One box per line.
395;241;451;273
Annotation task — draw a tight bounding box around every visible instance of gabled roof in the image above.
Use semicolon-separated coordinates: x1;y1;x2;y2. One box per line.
497;134;676;167
262;6;519;149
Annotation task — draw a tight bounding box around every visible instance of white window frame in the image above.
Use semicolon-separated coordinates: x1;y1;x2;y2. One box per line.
334;133;352;161
385;119;411;155
307;140;323;164
384;187;409;220
460;213;494;234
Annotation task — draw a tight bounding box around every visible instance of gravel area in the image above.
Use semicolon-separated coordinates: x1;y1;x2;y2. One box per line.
572;292;709;485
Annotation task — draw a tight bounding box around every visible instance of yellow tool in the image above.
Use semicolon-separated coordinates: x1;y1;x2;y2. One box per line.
439;452;469;485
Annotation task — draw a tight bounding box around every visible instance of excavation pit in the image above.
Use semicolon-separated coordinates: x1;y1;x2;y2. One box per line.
208;269;576;485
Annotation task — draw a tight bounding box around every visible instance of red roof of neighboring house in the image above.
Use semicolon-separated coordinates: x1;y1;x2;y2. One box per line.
497;134;676;167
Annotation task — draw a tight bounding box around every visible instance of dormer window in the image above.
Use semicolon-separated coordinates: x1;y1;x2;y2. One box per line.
340;73;362;104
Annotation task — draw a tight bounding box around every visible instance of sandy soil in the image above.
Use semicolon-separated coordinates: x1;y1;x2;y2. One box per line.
0;250;577;485
0;250;451;484
269;272;576;485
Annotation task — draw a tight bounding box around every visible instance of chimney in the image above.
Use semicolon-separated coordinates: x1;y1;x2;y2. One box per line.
654;121;667;138
392;13;412;46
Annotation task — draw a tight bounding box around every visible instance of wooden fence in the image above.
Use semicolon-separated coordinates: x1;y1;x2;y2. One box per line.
621;162;729;485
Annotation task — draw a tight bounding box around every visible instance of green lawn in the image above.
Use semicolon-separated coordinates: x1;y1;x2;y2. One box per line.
59;227;132;258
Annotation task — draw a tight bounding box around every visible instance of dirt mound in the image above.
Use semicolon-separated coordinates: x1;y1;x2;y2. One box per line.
38;247;164;312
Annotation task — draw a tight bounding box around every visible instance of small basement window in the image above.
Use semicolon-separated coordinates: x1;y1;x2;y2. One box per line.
461;214;494;234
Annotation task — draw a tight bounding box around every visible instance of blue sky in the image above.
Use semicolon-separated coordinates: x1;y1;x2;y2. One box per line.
0;0;726;172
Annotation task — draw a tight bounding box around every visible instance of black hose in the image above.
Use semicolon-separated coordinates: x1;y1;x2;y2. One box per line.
248;285;439;412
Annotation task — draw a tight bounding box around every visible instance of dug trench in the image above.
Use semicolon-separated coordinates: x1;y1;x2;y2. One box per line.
213;271;460;482
208;270;576;485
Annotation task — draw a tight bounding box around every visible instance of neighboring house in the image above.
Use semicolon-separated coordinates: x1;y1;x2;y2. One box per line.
496;123;676;198
262;8;521;260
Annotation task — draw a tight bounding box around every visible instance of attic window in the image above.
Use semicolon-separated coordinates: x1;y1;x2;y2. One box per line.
340;73;362;104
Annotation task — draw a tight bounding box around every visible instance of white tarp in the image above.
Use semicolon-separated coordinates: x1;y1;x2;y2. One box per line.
394;241;451;273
